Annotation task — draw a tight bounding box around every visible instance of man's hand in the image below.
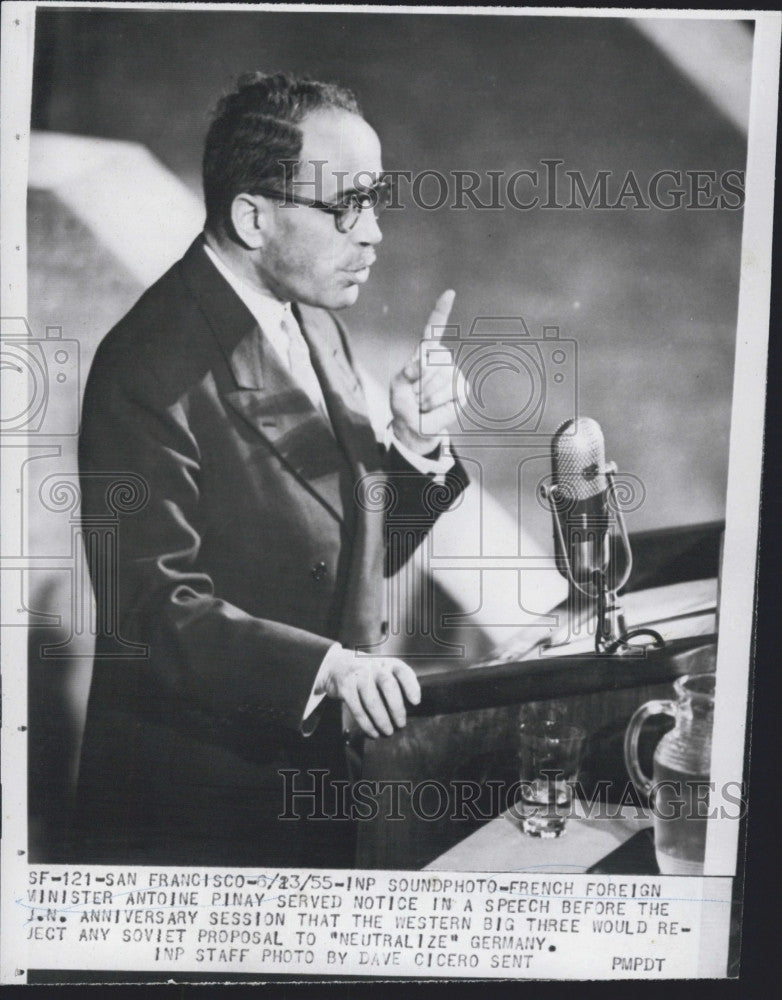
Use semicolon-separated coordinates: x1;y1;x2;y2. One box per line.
320;651;421;738
390;290;457;455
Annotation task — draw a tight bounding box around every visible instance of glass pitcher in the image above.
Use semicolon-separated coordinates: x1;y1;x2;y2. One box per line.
624;672;715;875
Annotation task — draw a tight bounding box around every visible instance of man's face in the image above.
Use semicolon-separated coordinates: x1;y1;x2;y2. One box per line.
256;109;384;309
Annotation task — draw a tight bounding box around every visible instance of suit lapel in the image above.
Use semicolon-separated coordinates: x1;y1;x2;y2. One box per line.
178;238;353;526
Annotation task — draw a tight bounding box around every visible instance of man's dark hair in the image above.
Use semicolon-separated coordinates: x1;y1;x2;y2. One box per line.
202;71;362;235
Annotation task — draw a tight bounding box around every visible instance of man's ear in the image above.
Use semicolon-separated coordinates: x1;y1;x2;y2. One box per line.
230;193;272;250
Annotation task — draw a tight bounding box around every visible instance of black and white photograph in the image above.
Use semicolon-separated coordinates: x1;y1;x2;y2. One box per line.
0;2;778;983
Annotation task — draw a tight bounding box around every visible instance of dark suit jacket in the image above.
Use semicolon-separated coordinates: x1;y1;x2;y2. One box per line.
70;237;466;867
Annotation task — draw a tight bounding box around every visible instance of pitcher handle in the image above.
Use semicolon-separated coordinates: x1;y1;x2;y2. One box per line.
623;699;676;798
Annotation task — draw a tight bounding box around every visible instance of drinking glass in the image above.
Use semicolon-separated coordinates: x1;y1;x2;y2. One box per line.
516;702;586;838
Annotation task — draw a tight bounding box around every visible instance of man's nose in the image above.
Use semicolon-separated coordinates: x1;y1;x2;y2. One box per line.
352;207;383;245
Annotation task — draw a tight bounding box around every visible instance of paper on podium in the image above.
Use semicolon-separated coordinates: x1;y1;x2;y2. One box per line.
477;578;717;665
426;801;653;873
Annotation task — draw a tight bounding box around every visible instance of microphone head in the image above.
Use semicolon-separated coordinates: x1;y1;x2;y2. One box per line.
551;417;608;501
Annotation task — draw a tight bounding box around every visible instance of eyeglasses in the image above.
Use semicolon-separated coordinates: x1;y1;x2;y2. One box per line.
252;180;392;233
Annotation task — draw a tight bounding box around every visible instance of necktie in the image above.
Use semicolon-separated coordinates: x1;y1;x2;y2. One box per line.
281;309;361;755
285;312;364;768
280;308;329;420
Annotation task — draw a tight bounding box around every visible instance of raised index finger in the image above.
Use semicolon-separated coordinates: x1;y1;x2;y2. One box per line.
424;289;456;340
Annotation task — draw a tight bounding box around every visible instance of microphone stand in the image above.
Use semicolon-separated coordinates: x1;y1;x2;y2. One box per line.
543;466;665;655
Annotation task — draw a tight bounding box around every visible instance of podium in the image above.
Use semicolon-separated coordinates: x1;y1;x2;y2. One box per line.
356;521;721;869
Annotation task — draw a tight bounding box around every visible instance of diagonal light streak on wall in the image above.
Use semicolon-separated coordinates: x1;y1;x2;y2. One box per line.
632;19;752;136
28;132;205;287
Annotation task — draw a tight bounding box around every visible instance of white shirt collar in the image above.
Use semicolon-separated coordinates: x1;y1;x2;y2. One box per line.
202;242;294;361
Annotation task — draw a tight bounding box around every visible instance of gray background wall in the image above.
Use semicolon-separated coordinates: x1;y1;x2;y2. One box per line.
31;8;748;535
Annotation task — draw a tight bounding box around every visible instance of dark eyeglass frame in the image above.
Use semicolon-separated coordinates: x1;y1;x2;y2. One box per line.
251;180;391;233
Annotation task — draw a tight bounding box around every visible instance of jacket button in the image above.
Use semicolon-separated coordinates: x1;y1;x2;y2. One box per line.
311;561;328;582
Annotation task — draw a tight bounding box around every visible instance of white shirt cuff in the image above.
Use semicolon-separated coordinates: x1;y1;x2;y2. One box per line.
300;641;343;733
390;432;455;476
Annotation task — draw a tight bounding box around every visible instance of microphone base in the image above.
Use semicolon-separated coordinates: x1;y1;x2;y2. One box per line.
594;585;666;655
545;583;668;654
602;628;667;655
595;592;626;653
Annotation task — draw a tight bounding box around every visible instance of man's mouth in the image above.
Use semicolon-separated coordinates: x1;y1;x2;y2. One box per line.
343;258;375;283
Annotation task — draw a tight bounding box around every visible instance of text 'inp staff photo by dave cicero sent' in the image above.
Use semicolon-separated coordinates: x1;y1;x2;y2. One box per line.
0;2;779;985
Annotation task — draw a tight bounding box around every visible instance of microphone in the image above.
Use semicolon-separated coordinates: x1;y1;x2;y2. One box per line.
540;417;664;654
550;417;612;587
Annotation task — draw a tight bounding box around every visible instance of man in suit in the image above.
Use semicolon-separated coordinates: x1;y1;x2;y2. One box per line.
70;72;466;867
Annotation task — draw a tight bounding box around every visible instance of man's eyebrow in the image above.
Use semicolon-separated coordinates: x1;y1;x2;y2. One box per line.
333;179;386;198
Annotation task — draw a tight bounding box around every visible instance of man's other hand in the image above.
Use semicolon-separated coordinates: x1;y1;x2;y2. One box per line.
390;289;457;455
321;651;421;738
